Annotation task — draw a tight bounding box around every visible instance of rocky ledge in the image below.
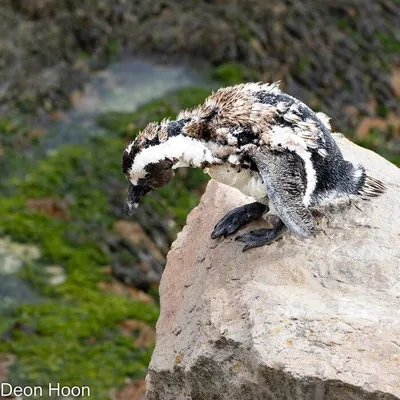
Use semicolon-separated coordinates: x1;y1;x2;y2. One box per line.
146;136;400;400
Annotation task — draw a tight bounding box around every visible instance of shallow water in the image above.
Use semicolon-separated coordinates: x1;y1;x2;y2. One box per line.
0;277;42;313
75;59;205;113
42;59;208;150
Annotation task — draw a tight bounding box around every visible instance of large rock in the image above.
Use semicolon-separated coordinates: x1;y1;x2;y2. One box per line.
146;137;400;400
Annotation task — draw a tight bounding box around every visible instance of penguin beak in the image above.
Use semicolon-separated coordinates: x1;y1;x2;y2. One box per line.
125;199;138;216
124;183;151;216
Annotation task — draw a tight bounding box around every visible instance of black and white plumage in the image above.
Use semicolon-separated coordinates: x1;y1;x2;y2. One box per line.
122;82;386;251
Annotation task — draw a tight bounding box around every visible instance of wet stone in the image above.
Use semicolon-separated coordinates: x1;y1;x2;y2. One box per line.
0;276;42;313
44;265;67;286
0;237;41;274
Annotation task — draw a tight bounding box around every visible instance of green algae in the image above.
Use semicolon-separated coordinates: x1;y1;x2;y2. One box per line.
3;300;155;398
0;195;158;398
0;202;159;398
0;116;37;195
0;117;21;136
7;337;151;399
238;24;254;42
296;57;312;74
0;87;215;397
0;184;158;398
375;31;400;54
210;63;260;86
17;141;120;228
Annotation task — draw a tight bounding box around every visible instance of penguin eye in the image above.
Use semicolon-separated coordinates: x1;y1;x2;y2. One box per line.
237;131;254;146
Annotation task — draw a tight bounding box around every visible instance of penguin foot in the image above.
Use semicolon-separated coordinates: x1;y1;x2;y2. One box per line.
235;219;287;251
211;202;268;240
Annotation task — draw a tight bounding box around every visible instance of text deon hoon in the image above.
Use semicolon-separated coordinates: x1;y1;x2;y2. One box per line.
122;82;385;251
1;383;91;397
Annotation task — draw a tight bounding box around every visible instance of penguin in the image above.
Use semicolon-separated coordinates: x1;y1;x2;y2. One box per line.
121;82;386;251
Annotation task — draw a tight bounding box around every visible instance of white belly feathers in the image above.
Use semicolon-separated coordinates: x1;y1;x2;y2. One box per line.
204;164;268;201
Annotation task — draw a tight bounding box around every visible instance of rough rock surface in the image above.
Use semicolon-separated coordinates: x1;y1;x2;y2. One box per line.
146;137;400;400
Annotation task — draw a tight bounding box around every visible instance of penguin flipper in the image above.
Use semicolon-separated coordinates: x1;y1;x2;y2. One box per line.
250;148;315;238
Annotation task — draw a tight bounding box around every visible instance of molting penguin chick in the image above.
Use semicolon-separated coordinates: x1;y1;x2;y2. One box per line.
122;82;386;251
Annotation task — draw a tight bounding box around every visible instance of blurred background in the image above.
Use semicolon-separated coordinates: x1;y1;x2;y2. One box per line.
0;1;399;399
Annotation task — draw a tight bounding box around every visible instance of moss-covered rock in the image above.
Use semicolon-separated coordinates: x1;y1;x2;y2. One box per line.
2;299;156;399
0;190;159;398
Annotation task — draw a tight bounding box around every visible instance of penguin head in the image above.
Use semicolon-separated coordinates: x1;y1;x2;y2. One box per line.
123;157;174;216
122;122;176;216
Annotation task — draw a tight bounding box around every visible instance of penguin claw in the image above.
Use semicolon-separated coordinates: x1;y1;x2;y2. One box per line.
211;202;267;240
211;223;237;239
235;220;287;251
211;218;242;239
235;229;276;251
